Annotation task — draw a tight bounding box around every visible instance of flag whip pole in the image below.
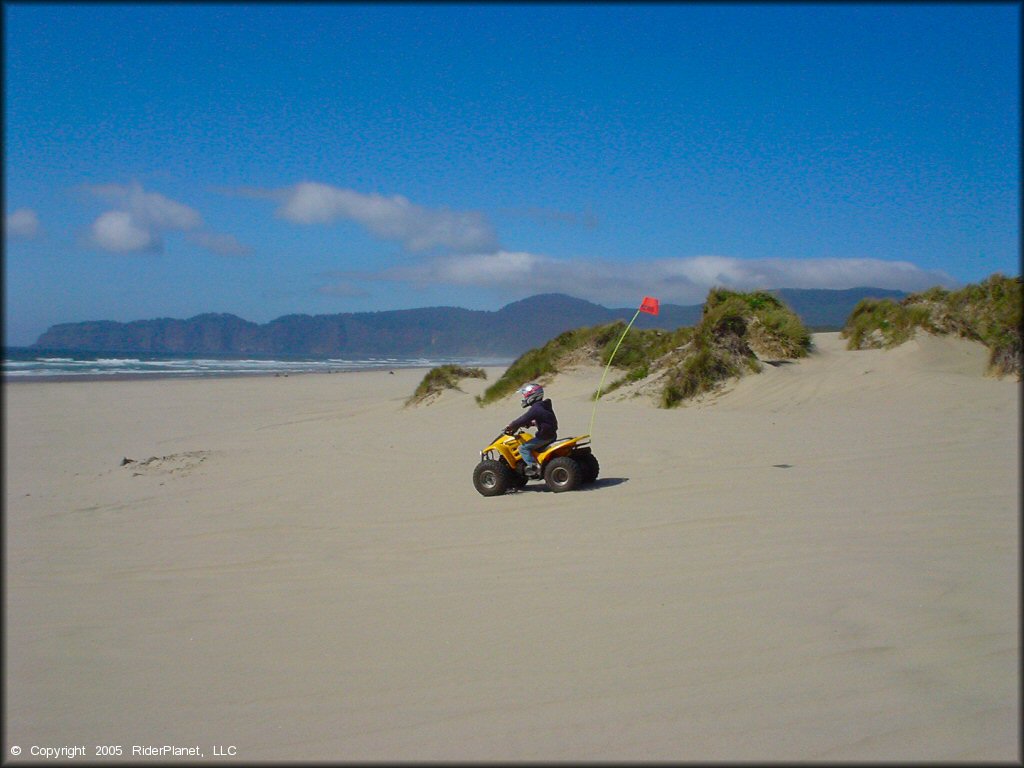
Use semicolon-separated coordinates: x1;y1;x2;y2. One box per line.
589;296;657;436
588;309;640;435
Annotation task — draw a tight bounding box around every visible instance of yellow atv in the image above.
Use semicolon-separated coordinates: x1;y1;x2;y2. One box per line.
473;430;600;496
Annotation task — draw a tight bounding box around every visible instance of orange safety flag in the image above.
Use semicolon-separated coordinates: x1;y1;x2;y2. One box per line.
639;296;660;315
590;293;660;435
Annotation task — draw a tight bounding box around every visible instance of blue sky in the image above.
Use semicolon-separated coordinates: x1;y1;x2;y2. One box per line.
4;3;1019;346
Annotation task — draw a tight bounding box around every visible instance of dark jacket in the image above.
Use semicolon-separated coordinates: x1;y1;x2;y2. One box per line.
507;398;558;441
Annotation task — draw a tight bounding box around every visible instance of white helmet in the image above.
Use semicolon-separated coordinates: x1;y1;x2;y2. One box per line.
518;382;544;408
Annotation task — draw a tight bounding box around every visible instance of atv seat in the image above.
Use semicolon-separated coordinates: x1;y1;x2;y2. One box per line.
540;434;591;454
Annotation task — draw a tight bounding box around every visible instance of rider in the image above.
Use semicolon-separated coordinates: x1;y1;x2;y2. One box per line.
504;382;558;477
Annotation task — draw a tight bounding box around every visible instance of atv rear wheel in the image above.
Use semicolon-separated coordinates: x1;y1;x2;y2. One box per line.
473;460;512;497
544;456;582;493
578;453;600;484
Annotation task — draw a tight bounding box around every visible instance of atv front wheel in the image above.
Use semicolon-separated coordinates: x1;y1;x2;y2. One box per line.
544;456;583;493
473;460;512;497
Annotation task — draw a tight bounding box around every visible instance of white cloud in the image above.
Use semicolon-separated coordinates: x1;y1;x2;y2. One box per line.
86;181;244;256
89;181;202;230
265;182;498;253
416;250;549;283
90;210;160;253
669;255;958;296
5;208;41;240
381;252;957;305
86;182;200;254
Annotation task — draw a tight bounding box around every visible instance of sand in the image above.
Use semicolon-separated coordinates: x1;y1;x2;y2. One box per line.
4;332;1019;761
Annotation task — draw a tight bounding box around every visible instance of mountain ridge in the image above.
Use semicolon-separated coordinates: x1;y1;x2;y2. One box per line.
31;288;907;356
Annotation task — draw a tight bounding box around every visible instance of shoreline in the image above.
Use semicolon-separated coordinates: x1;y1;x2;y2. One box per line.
3;361;512;385
5;347;513;383
2;366;433;385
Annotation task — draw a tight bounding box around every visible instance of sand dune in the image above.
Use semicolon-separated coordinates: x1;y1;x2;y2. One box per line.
4;332;1019;761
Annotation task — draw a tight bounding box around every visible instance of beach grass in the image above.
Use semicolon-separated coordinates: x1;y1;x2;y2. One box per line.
406;364;487;405
841;273;1022;377
476;323;624;405
475;288;811;408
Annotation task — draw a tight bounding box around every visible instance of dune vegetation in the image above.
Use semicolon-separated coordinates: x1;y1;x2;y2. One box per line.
841;273;1022;378
406;364;487;406
658;289;811;407
475;288;811;408
418;276;1021;409
474;322;694;405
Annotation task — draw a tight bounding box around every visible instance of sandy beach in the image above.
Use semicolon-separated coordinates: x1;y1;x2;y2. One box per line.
4;332;1019;761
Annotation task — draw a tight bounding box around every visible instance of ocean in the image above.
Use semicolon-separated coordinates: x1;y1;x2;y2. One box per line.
3;348;511;381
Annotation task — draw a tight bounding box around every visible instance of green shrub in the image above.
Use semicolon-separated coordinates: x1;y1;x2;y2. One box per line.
598;364;654;398
627;364;650;381
479;322;695;405
841;273;1022;377
704;287;784;313
478;324;617;404
407;365;486;405
652;287;807;408
600;326;694;369
700;289;810;359
841;299;918;348
750;306;812;357
699;295;749;341
660;341;743;407
479;286;812;409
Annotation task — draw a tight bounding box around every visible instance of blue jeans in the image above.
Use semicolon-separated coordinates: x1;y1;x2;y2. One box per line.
520;437;553;468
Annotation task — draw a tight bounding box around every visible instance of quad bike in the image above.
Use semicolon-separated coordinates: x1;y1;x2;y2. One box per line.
472;430;600;496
